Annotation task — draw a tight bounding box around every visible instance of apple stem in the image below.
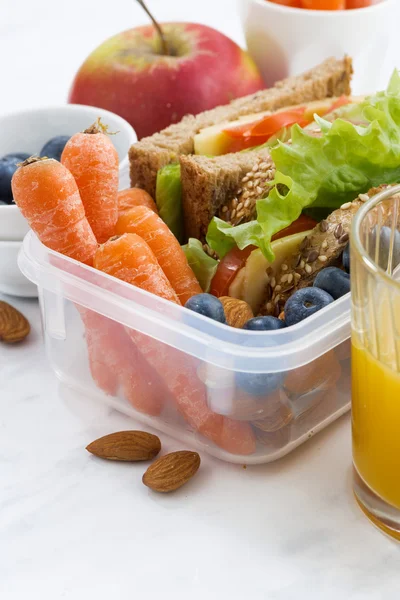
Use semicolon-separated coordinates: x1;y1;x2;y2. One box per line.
135;0;170;56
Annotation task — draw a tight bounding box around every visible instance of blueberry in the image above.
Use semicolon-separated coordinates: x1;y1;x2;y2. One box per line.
185;293;226;324
40;135;70;161
342;242;350;273
236;370;284;397
370;226;400;271
243;316;286;331
314;267;350;299
284;287;334;327
0;155;22;203
4;152;30;161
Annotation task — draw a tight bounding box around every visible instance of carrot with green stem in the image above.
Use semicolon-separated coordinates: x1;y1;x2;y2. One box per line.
61;119;119;243
94;234;256;456
116;205;202;305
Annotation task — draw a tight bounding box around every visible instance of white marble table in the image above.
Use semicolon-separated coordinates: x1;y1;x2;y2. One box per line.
1;1;400;598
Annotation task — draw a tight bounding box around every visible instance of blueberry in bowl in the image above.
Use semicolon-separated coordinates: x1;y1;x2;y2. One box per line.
284;287;334;327
0;154;30;204
314;267;350;300
40;135;70;161
4;152;30;161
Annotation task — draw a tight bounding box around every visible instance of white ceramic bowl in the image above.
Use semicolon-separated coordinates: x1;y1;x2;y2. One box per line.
241;0;397;95
0;104;136;297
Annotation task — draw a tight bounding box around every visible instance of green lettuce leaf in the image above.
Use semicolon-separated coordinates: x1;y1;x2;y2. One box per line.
156;164;184;243
207;70;400;261
181;238;218;292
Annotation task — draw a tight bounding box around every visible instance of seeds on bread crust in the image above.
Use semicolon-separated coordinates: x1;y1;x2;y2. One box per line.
260;186;395;317
218;157;276;226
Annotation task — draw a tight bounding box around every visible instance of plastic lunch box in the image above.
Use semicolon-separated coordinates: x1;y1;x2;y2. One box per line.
19;232;352;464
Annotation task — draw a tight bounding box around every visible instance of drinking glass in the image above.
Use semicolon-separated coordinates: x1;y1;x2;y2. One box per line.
352;184;400;540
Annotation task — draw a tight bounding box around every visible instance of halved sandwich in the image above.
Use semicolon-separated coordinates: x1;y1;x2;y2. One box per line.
129;59;400;323
129;57;353;241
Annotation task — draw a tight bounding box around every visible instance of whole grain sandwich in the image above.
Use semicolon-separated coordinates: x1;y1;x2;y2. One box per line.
130;56;353;241
128;59;400;318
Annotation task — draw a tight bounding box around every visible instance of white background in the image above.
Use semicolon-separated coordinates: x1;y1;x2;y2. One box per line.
1;1;400;599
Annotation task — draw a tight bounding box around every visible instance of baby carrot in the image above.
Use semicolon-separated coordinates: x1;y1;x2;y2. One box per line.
116;206;202;305
11;157;97;265
94;233;181;304
80;308;166;415
79;309;119;396
118;188;158;216
61;120;119;243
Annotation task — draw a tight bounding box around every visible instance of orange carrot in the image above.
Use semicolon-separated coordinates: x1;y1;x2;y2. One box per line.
80;308;166;415
79;309;119;396
11;157;97;265
61;120;119;243
94;233;181;305
116;206;202;305
118;188;158;216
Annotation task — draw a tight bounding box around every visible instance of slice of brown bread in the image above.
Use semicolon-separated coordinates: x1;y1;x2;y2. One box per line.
129;56;353;202
180;147;273;241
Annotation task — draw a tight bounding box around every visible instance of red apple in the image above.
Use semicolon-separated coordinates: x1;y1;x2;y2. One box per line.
68;23;265;139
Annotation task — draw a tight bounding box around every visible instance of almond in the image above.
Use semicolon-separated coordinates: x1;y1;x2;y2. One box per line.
86;431;161;462
142;451;200;493
0;301;30;343
219;296;253;328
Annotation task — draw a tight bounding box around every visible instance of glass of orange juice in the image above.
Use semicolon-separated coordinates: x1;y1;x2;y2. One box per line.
352;184;400;540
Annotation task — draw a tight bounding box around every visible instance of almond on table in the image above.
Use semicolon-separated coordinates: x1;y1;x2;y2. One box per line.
0;301;30;343
86;431;161;462
142;451;201;493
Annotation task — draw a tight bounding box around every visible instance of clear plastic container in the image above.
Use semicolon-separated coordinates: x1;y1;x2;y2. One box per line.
19;232;352;464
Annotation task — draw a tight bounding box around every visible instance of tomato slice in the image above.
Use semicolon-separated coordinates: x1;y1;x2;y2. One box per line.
224;107;307;139
209;215;318;297
210;245;255;298
271;214;318;241
301;0;345;8
327;95;351;113
223;107;309;152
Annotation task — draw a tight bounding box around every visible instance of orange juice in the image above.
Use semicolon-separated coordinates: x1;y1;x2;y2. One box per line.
352;342;400;510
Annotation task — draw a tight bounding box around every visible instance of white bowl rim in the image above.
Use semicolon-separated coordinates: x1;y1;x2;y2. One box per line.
255;0;394;16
